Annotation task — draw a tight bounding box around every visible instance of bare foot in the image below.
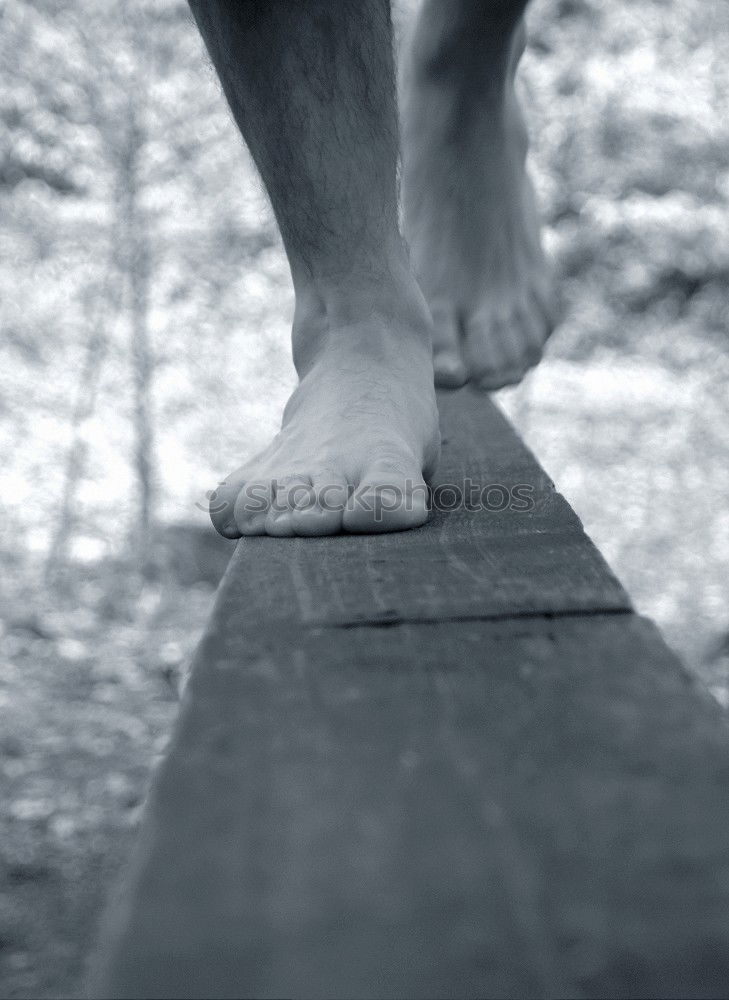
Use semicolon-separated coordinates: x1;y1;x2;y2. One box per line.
401;16;557;390
209;271;440;538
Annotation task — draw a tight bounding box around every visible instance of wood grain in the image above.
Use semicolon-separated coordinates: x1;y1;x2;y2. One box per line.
90;389;729;999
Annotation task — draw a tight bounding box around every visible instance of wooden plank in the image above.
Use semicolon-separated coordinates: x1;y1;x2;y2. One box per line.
90;389;729;998
193;390;631;631
92;614;729;998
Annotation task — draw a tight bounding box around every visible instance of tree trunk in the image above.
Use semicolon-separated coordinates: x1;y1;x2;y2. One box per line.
45;269;117;583
119;97;156;575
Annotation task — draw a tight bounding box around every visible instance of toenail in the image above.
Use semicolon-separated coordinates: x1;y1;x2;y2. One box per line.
376;487;403;511
435;353;461;375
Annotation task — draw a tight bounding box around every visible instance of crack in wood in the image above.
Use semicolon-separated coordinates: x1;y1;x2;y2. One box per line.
315;605;635;630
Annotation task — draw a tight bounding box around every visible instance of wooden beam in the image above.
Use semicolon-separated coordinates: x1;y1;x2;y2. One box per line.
90;389;729;998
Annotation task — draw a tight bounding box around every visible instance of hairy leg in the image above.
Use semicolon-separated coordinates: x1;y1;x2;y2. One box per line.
189;0;439;536
400;0;557;389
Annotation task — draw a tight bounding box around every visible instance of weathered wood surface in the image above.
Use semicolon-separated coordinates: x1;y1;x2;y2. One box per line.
91;389;729;999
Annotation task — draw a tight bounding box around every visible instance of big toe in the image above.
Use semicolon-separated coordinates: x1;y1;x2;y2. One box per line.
343;457;429;534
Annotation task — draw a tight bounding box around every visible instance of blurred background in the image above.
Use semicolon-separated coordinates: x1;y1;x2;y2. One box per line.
1;0;728;994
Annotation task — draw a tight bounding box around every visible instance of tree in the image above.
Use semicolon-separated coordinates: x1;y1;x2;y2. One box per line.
1;0;283;577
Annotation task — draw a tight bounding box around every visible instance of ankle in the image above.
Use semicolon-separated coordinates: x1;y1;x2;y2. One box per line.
290;254;433;378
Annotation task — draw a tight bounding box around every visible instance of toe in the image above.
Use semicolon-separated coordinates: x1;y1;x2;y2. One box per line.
430;303;467;389
265;475;311;537
434;349;468;389
233;479;273;536
265;509;296;537
516;304;547;369
343;458;429;534
208;473;246;539
292;471;348;536
531;285;560;344
464;311;521;390
465;298;553;391
476;368;528;391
